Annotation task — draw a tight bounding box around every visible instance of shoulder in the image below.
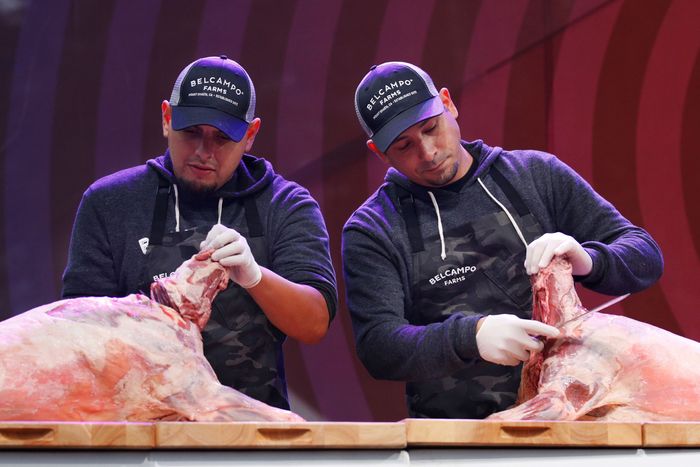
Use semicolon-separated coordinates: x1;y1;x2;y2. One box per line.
493;148;585;191
269;173;313;200
78;165;158;223
495;148;559;173
88;164;155;195
261;171;324;216
74;165;158;224
254;172;328;236
343;183;401;243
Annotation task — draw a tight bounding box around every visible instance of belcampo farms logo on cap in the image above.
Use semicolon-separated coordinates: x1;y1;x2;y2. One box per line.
189;76;245;97
365;79;415;112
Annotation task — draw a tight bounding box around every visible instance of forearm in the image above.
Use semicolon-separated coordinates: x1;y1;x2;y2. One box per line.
545;154;663;294
356;313;482;382
246;266;330;344
580;227;663;294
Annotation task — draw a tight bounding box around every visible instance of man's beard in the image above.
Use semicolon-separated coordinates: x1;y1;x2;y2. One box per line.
174;175;218;199
433;160;459;186
422;158;459;187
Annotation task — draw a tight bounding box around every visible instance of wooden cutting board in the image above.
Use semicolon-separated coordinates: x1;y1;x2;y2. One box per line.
405;419;642;447
643;422;700;447
0;422;154;448
155;422;406;449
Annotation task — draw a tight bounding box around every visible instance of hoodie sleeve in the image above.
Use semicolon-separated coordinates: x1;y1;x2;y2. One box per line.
62;187;120;298
542;154;663;295
266;182;338;321
342;218;481;382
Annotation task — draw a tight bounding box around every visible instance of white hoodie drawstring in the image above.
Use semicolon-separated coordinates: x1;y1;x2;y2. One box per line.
173;184;181;232
427;191;447;261
173;185;225;230
477;177;528;248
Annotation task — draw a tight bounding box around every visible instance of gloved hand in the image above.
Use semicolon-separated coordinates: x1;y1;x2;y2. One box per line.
524;232;592;276
200;224;262;289
476;314;560;366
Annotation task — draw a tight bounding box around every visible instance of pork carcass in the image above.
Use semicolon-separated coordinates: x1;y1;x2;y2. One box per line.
488;256;700;421
0;251;302;422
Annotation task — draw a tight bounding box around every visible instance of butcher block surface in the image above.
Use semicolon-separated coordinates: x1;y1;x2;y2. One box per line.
643;422;700;447
3;420;700;449
0;422;153;448
155;422;406;449
405;419;642;447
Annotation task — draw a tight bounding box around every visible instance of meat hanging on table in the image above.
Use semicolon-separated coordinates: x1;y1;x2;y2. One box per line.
488;256;700;422
0;251;302;423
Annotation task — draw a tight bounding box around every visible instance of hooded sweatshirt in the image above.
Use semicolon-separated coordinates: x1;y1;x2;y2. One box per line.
63;151;337;313
342;139;663;417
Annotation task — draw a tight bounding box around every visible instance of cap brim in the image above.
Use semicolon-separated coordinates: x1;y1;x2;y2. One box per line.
171;106;249;142
372;96;444;152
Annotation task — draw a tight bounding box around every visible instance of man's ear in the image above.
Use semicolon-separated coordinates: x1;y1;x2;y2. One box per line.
367;140;389;164
439;88;459;119
244;118;261;152
161;100;172;138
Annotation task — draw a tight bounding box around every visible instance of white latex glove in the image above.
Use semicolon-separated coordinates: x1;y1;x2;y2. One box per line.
200;224;262;289
524;232;593;276
476;314;560;366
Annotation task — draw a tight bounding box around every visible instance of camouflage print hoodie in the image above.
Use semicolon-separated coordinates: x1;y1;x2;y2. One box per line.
341;139;663;418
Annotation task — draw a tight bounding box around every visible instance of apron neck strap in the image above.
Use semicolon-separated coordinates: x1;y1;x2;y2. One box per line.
397;189;425;253
488;165;530;218
149;177;171;246
244;197;264;238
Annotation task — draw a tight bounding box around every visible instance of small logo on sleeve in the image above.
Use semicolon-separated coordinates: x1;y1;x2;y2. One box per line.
138;237;149;255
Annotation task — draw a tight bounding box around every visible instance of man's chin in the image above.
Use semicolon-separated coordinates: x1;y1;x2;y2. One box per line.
427;164;459;187
175;177;217;196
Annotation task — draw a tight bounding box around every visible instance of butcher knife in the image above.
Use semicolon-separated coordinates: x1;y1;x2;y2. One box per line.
558;292;631;327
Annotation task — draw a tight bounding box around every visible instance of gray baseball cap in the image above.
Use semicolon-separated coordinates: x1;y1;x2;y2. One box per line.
354;61;444;152
169;55;256;142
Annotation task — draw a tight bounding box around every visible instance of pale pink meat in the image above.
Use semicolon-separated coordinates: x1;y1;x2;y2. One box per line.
0;251;303;422
489;256;700;421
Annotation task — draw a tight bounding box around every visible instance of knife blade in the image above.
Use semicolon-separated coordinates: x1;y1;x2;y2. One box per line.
558;292;631;328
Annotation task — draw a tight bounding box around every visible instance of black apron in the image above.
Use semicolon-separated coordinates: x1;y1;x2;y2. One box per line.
399;166;544;419
139;177;289;409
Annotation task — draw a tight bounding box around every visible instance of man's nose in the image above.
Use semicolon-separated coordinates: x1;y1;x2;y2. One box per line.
416;138;437;162
196;135;216;158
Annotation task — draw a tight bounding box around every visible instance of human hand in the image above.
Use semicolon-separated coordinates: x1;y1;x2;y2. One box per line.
476;314;560;366
524;232;592;276
200;224;262;289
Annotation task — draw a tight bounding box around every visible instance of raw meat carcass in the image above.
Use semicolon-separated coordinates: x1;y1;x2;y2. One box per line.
488;256;700;421
0;251;302;422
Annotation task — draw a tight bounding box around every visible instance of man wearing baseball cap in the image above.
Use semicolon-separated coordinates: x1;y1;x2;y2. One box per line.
343;61;663;418
63;56;337;411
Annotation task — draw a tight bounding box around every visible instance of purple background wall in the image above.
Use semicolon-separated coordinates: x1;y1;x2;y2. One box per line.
1;0;699;421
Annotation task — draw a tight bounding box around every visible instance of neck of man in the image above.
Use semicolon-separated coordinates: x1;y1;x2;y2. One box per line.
435;144;472;187
455;144;473;181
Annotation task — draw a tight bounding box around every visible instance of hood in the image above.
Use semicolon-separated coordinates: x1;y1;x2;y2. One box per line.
385;139;503;198
146;150;275;199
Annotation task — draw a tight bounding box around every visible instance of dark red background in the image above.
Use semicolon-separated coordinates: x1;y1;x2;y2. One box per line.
1;0;698;421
